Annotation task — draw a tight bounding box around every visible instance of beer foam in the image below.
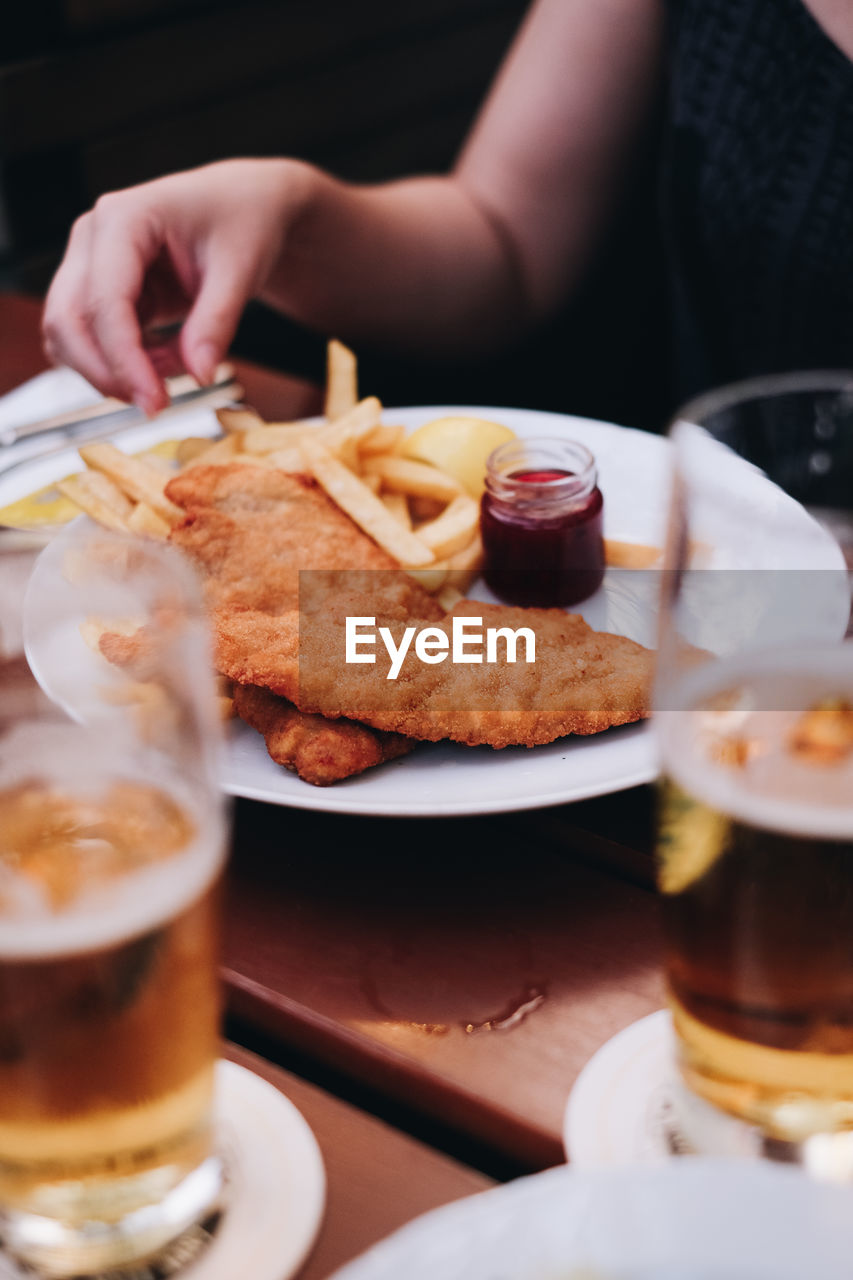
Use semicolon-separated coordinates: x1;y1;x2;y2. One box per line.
0;806;225;960
658;648;853;841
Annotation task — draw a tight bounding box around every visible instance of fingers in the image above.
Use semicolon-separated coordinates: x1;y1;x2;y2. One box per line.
179;243;257;386
42;216;120;395
42;197;169;414
43;165;273;409
86;199;169;414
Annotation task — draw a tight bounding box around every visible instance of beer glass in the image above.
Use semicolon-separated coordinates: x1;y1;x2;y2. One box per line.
656;371;853;1174
0;523;228;1274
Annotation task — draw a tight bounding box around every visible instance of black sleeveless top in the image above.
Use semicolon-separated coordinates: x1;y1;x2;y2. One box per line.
663;0;853;400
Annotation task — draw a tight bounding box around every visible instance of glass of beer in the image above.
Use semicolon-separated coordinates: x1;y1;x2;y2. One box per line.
0;523;228;1274
656;371;853;1175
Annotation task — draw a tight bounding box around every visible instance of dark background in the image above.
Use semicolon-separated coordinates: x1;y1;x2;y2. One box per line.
0;0;670;430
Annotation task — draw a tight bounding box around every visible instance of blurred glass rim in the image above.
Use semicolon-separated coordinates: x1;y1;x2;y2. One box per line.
670;368;853;436
21;518;206;607
0;526;54;552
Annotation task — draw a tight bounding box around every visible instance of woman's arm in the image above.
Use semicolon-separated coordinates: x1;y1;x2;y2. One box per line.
42;0;664;411
265;0;664;348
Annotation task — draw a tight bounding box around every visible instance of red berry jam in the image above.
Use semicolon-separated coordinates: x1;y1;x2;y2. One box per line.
480;438;605;607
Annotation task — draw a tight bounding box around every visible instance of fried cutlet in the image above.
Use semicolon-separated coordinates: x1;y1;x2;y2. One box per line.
232;684;413;786
97;618;411;786
162;464;652;751
217;599;652;749
165;463;443;698
161;463;443;781
165;464;443;621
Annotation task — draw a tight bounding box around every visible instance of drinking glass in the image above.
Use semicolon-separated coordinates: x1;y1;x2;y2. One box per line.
0;522;228;1275
656;371;853;1176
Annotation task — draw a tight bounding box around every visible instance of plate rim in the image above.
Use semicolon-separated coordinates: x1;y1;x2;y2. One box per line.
221;747;657;817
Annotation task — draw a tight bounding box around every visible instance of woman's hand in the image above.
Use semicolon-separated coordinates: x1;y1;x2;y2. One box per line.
42;0;663;410
42;158;314;413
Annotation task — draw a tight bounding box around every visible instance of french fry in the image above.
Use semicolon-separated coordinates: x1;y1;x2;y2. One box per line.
184;435;240;469
242;423;318;454
80;615;140;654
300;438;435;568
79;618;108;654
362;455;463;503
437;584;464;611
126;502;171;540
359;424;405;456
101;679;165;709
325;339;358;420
380;492;412;530
266;446;309;473
444;534;484;592
604;539;660;569
336;436;360;471
214;677;236;719
140;451;174;475
79;469;136;518
216;406;265;435
414;494;479;559
57;474;132;533
79;443;183;525
319;396;383;453
101;679;179;745
176;436;215;467
405;563;447;592
361;472;382;494
230;452;273;467
404;533;483;596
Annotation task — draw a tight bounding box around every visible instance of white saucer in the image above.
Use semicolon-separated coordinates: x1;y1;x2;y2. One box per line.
563;1009;767;1167
202;1060;326;1280
0;1059;326;1280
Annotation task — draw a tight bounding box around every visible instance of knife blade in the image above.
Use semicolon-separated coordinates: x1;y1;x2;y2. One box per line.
0;368;239;449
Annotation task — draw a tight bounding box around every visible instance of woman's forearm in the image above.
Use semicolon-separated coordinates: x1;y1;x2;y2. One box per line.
260;167;529;357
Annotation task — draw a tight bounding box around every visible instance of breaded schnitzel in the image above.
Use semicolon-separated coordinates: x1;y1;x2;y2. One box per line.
164;465;652;752
218;600;652;749
162;463;441;782
166;464;442;622
97;616;411;787
233;684;413;786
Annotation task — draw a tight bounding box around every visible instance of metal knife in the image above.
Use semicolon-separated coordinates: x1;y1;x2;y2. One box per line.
0;367;239;449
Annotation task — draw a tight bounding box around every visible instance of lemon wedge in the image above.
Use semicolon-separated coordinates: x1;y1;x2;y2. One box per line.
0;483;81;529
657;781;730;895
401;416;516;498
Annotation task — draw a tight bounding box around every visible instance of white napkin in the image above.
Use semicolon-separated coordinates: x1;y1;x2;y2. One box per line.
0;368;104;469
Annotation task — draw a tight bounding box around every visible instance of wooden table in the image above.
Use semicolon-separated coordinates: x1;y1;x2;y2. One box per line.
0;289;663;1273
225;1045;493;1280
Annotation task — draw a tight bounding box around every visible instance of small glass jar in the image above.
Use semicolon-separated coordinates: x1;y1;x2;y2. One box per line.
480;437;605;607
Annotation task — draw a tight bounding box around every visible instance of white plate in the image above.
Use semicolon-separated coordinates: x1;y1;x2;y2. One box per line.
7;404;847;817
328;1159;853;1280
